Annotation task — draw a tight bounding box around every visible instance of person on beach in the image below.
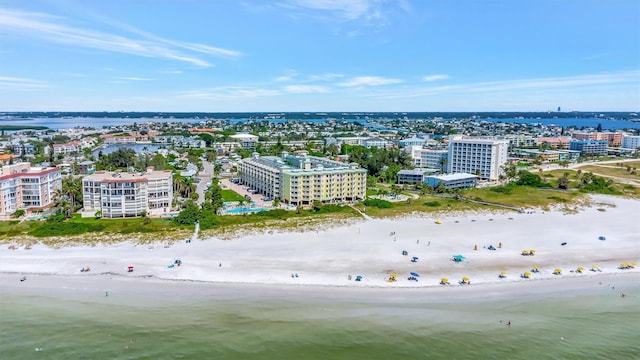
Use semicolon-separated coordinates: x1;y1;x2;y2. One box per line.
507;320;511;326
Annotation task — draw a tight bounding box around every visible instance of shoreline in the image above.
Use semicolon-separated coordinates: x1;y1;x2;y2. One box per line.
2;272;638;306
2;194;638;302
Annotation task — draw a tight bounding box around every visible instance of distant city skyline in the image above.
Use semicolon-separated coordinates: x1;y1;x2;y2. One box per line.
1;0;638;112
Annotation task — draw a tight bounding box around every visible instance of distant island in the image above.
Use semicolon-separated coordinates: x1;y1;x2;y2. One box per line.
0;111;638;121
0;125;49;132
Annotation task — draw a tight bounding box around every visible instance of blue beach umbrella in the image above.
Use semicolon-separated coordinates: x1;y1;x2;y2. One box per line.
410;272;420;277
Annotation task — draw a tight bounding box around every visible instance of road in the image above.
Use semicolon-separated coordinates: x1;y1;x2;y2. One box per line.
196;159;214;204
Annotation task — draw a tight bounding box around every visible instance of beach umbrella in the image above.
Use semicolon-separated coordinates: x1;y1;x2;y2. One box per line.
410;272;420;277
462;276;470;283
529;249;536;255
500;271;508;276
629;262;637;268
531;265;540;272
619;263;628;269
553;268;562;275
523;271;531;278
591;265;600;271
440;278;449;284
521;250;530;256
576;266;585;273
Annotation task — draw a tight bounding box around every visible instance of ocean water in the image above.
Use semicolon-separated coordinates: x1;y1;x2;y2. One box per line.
1;283;639;360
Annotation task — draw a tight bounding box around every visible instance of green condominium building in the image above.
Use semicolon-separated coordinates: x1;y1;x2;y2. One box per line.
238;151;367;206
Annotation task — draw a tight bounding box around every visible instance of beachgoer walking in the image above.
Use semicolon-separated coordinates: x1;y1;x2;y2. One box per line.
105;291;109;297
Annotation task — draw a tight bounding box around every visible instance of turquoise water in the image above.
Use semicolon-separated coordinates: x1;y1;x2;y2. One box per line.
225;206;268;215
1;281;639;359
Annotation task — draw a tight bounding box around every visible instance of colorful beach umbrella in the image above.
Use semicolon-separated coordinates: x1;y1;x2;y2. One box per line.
523;271;531;278
553;268;562;274
531;265;540;272
410;272;420;277
440;278;449;284
462;276;470;283
576;266;585;273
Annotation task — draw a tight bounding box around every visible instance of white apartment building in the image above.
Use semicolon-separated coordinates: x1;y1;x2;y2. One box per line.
82;169;173;218
0;162;62;218
622;135;640;149
404;147;448;171
239;152;367;206
448;137;509;181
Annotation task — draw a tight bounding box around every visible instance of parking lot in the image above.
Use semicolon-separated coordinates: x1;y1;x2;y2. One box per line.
218;178;275;209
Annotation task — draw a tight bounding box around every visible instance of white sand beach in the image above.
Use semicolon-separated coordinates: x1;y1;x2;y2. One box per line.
1;195;639;297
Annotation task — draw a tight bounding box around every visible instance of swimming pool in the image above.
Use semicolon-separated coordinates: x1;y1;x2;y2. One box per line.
225;206;268;215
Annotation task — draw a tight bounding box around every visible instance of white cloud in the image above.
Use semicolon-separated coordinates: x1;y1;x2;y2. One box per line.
0;76;49;91
120;77;153;81
284;85;329;93
422;74;450;82
179;86;281;99
338;76;402;87
308;73;344;81
0;8;242;68
288;0;372;20
383;70;640;98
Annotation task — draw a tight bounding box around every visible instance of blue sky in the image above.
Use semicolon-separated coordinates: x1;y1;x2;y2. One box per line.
1;0;638;112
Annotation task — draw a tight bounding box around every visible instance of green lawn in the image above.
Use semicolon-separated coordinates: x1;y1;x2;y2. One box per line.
221;189;246;202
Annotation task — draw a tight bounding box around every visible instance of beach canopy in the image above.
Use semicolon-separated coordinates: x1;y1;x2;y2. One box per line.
523;271;531;278
576;266;585;273
462;276;470;282
531;265;540;271
553;268;562;274
440;277;449;284
410;272;420;277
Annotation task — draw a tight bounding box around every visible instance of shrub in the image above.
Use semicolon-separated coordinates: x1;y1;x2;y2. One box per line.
490;186;514;194
423;201;441;207
363;198;393;208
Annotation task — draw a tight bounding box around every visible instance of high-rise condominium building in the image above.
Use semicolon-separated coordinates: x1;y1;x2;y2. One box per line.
0;162;62;217
239;152;367;206
82;169;173;218
448;137;509;181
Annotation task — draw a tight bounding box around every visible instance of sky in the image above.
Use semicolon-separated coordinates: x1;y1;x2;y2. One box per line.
1;0;639;112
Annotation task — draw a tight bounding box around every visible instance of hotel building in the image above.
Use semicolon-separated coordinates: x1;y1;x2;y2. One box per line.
569;139;608;156
448;137;509;181
238;152;367;206
82;169;173;218
0;162;62;218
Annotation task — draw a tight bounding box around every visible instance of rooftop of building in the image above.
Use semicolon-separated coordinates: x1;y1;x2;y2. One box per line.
84;169;172;183
425;173;478;181
398;168;440;175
